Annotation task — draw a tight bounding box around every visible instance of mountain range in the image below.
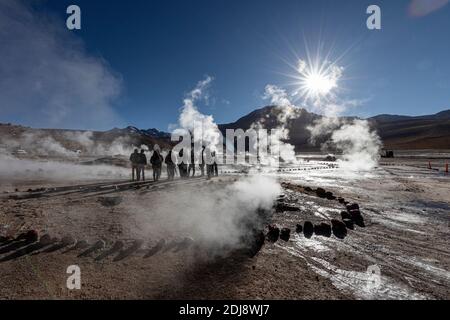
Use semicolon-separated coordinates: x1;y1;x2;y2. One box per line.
1;107;449;153
219;106;450;151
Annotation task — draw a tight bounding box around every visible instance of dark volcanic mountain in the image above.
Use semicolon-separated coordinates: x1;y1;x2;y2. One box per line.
369;110;450;149
218;106;450;151
1;107;449;155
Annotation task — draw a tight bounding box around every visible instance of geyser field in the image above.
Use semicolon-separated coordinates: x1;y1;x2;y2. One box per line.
0;152;448;300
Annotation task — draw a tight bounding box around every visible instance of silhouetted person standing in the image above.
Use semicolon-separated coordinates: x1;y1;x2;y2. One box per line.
178;149;188;179
212;151;218;177
207;151;218;179
129;149;140;181
199;146;206;176
138;149;147;181
150;145;163;181
165;150;176;180
188;148;196;177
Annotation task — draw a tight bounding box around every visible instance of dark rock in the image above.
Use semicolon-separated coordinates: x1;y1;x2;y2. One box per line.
305;187;312;192
346;203;360;211
0;236;13;243
78;240;105;257
61;235;76;246
144;239;166;258
247;231;265;257
17;230;38;243
338;197;345;204
343;218;354;230
325;192;336;200
280;228;291;242
267;225;280;243
74;240;90;249
113;239;143;261
295;224;303;234
275;202;300;212
95;241;124;261
39;234;55;246
303;221;314;238
316;188;326;198
314;223;332;237
98;196;123;207
349;209;365;227
331;219;347;239
175;237;195;251
341;211;352;220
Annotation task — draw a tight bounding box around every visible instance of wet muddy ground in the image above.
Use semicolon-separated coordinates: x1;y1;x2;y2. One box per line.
0;160;449;300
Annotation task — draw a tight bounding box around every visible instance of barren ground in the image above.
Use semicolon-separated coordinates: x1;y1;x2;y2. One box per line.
0;156;449;300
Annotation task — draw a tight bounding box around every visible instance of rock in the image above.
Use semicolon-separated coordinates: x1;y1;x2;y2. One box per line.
316;188;326;198
266;225;280;243
349;209;365;227
113;239;143;261
303;221;314;238
78;240;106;257
346;203;360;211
341;211;352;220
73;240;90;250
325;192;336;200
39;234;54;246
248;231;265;257
343;218;354;230
280;228;291;242
338;197;345;204
0;236;13;243
144;239;165;258
61;235;76;246
17;230;39;243
92;240;106;250
314;223;332;237
331;219;347;239
98;196;123;207
275;203;300;212
305;187;312;192
295;224;303;234
175;237;195;251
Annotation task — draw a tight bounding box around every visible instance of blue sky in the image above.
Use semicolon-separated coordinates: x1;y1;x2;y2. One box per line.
1;0;450;130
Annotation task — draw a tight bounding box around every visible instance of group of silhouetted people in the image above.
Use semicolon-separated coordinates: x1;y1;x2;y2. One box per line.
129;145;218;182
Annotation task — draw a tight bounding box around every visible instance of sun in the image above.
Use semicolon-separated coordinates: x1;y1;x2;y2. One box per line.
298;60;343;101
304;72;337;96
292;57;344;103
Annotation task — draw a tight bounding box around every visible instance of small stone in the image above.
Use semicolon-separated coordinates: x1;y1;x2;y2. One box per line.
280;228;291;242
266;225;280;243
316;188;326;198
331;219;347;239
303;221;314;239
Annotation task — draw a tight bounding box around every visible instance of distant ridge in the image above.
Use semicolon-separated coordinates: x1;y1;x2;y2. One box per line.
1;107;449;151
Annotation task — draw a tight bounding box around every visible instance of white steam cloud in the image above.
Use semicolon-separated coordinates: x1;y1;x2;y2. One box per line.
259;85;299;164
262;57;381;172
0;0;123;130
176;76;222;150
133;175;282;252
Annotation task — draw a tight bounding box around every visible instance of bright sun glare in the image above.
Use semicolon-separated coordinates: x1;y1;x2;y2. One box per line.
293;57;344;103
304;72;337;96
